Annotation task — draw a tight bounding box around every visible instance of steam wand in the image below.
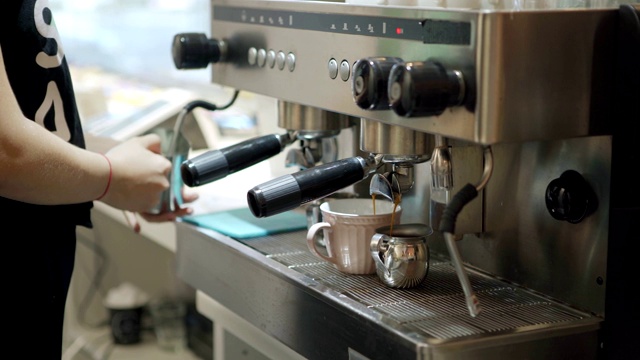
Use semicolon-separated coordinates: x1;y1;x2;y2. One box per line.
168;92;240;162
151;92;241;214
439;146;494;318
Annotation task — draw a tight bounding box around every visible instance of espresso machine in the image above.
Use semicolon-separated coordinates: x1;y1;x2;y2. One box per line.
172;1;640;359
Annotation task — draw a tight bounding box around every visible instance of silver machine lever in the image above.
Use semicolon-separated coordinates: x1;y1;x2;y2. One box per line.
435;140;494;318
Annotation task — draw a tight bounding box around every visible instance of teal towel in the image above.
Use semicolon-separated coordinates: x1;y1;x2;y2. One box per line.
182;207;307;239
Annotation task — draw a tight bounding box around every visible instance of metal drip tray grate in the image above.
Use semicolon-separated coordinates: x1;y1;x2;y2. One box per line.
240;230;598;341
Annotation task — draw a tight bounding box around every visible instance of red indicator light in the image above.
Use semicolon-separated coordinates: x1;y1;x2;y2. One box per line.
396;27;404;35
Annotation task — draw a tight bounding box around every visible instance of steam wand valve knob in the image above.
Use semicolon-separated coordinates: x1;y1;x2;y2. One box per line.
247;155;379;218
388;61;465;117
545;170;598;224
352;57;404;110
172;32;227;69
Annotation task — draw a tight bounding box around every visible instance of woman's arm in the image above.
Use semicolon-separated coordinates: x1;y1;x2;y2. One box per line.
0;50;111;204
0;46;172;213
84;133;121;154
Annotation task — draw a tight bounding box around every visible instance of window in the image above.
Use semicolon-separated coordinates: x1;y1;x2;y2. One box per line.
50;0;212;91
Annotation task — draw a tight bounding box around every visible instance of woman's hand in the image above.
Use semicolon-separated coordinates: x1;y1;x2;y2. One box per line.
139;190;200;222
100;133;171;212
123;187;199;233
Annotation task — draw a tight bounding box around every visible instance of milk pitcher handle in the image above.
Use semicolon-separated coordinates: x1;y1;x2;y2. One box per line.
370;233;390;276
306;222;334;264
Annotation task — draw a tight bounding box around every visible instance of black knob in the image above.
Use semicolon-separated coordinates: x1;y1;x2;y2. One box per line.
388;61;465;117
172;32;224;69
545;170;598;224
352;57;404;110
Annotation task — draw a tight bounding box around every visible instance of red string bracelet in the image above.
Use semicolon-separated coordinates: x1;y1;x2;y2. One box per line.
96;154;112;201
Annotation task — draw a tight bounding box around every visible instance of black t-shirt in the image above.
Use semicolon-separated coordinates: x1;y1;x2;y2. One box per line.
0;0;93;227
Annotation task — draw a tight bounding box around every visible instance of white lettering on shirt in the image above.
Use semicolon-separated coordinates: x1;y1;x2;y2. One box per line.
33;0;71;141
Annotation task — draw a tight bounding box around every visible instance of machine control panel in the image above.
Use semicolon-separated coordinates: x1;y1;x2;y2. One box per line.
172;0;619;145
213;4;472;45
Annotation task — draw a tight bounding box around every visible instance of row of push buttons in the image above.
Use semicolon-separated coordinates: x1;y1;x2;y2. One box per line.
247;47;352;83
248;47;296;71
328;59;352;82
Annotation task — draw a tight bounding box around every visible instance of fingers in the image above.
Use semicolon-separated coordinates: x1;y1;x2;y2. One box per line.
180;191;199;203
139;206;194;223
123;205;195;234
161;158;172;177
123;211;141;233
102;135;174;214
135;134;172;175
135;133;163;155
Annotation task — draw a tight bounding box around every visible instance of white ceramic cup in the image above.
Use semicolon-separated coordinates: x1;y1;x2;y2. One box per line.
306;198;402;274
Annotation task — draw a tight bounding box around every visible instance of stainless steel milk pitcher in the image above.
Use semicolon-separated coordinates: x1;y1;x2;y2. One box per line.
371;223;432;289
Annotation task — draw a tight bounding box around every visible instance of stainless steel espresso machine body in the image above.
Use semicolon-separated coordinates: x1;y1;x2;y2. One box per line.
174;1;639;359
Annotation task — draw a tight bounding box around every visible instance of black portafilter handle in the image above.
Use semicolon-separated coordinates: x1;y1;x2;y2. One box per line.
247;156;374;218
181;133;292;187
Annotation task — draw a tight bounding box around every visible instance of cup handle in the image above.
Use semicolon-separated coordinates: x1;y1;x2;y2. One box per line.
370;233;389;275
306;222;334;264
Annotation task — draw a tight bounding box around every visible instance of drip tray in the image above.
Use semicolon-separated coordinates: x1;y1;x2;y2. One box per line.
176;223;602;360
242;231;596;341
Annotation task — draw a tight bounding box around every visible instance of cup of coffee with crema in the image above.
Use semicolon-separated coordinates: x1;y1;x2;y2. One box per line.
306;198;402;274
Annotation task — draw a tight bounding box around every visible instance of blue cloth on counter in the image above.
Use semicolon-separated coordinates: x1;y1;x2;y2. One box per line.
182;207;307;239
